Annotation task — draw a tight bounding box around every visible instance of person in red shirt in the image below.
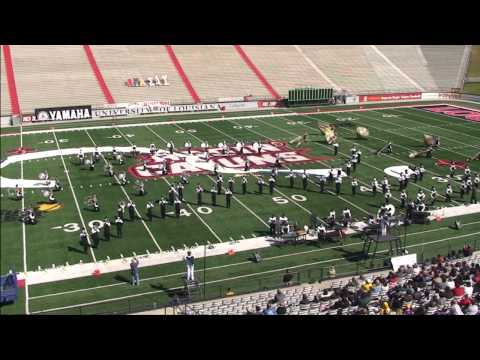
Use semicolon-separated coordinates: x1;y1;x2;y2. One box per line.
459;295;472;307
452;285;465;298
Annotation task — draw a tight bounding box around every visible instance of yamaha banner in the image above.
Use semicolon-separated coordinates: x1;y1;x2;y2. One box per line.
34;105;92;122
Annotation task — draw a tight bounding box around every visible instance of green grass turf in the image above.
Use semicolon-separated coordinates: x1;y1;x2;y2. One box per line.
466;45;480;78
3;100;478;136
1;105;480;314
463;82;480;95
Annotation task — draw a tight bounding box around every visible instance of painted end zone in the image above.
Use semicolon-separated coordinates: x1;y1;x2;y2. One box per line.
416;105;480;123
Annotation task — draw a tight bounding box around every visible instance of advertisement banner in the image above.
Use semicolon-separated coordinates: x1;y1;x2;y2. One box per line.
257;100;279;108
34;105;92;122
359;92;422;103
345;95;359;105
438;93;460;100
93;103;221;118
220;101;259;111
421;93;440;101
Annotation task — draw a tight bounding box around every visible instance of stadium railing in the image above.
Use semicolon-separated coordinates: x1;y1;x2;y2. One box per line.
36;238;478;315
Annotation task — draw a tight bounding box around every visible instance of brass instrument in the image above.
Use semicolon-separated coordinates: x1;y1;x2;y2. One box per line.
409;146;433;159
356;126;369;139
318;124;337;145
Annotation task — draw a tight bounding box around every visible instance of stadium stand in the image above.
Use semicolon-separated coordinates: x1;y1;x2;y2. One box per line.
297;45;428;93
177;251;480;315
0;45;472;116
376;45;439;90
89;45;193;104
241;45;333;96
171;45;272;100
0;47;12;116
420;45;470;90
8;45;105;114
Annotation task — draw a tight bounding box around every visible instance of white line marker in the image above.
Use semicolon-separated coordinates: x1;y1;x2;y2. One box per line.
52;130;97;262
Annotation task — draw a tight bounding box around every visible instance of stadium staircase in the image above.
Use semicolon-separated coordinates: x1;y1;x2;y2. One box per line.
1;45;14;116
241;45;333;97
88;45;194;105
171;45;272;101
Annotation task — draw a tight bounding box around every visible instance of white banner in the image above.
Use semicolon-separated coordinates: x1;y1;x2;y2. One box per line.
421;93;440;100
221;101;258;111
391;253;417;272
93;103;221;118
345;95;359;105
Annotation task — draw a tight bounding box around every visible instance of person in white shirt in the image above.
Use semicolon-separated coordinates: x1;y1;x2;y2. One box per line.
464;281;474;298
450;300;464;315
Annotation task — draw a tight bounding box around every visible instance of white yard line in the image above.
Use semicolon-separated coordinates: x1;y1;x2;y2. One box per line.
30;230;480;313
20;125;29;314
232;119;377;214
274;113;463;205
293;45;340;89
52;130;97;262
360;110;478;156
369;45;425;92
391;108;480;143
120;125;223;243
172;123;270;227
3;103;463;138
147;124;269;229
84;129;163;251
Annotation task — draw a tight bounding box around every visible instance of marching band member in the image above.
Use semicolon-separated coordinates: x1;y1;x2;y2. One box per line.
196;184;204;205
384;189;392;204
371;178;378;196
342;208;352;227
335;174;342;195
268;215;276;236
302;170;308;191
317;223;327;242
242;175;248;195
167;141;174;154
287;170;295;188
400;189;408;208
419;164;425;181
328;210;336;228
351;177;358;196
268;176;276;195
430;186;437;205
257;176;265;194
149;143;156;155
185;140;192;154
146;201;155;222
228;177;235;193
445;184;453;202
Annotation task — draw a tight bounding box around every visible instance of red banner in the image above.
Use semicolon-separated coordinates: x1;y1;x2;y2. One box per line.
359;93;422;103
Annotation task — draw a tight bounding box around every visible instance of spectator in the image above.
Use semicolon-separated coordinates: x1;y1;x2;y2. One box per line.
282;269;293;286
464;280;474;297
273;289;286;304
452;283;465;298
276;304;287;315
450;300;464;315
299;294;310;305
130;257;140;286
465;303;479;315
263;302;277;315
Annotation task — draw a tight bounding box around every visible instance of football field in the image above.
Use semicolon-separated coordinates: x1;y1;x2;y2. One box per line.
1;103;480;314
